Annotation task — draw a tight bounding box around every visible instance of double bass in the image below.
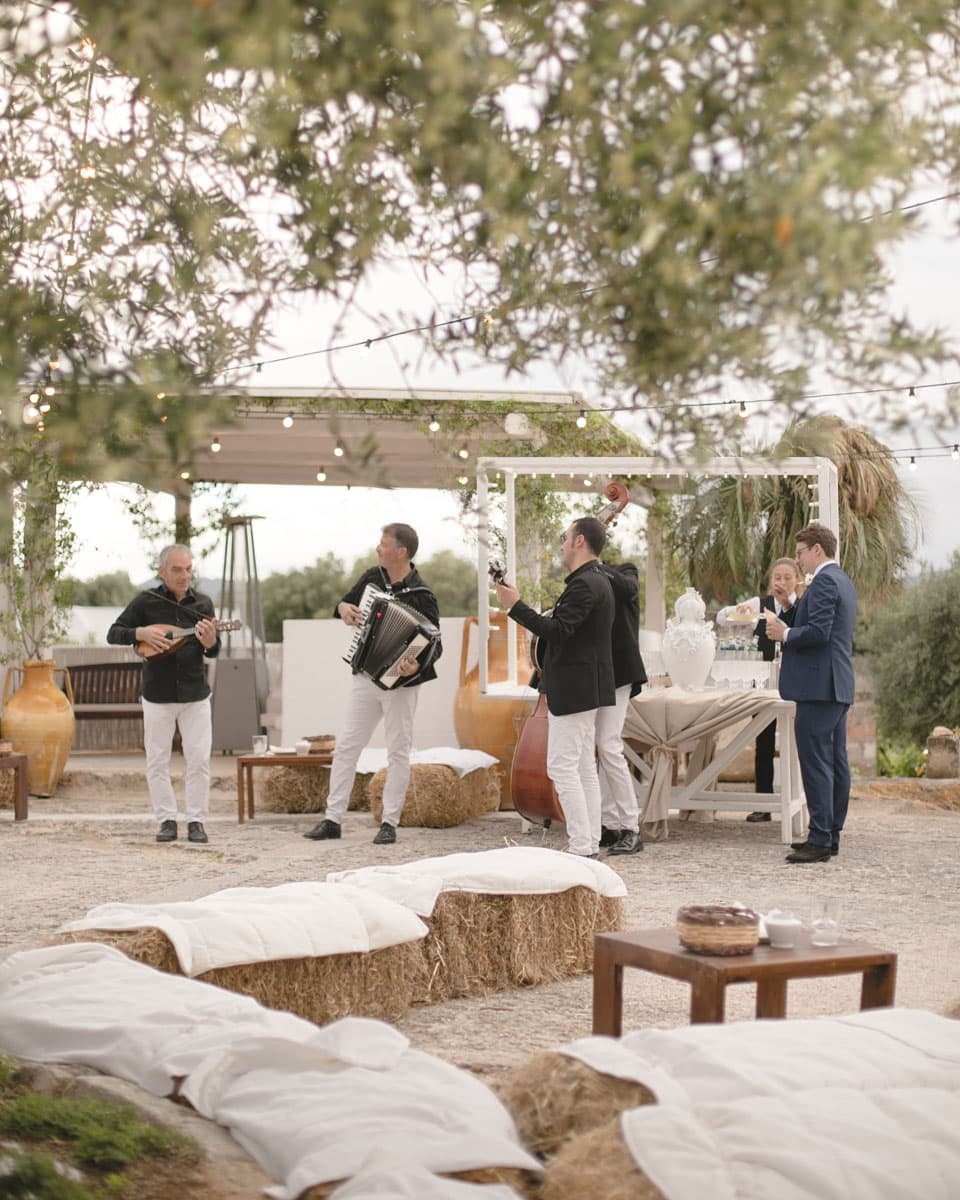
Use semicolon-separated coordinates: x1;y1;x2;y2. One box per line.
504;482;631;827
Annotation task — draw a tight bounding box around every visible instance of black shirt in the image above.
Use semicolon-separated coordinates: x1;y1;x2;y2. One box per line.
599;561;648;695
107;585;221;704
336;565;442;687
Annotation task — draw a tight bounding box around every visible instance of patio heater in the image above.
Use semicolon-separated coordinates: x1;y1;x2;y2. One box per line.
211;514;269;751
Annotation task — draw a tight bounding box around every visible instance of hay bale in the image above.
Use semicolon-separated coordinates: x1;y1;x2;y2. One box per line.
540;1116;663;1200
418;888;624;1003
497;1051;655;1158
260;766;372;814
368;763;500;827
58;928;426;1025
303;1167;539;1199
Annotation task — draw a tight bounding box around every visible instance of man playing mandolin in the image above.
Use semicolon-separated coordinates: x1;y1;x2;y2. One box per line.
107;544;221;844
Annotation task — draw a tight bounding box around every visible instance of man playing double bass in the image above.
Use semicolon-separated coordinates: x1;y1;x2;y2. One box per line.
496;516;615;859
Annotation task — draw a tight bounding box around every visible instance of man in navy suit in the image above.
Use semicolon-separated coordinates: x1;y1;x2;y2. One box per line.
765;524;857;864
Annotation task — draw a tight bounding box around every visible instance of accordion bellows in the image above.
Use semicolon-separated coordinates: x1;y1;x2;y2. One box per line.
344;586;441;689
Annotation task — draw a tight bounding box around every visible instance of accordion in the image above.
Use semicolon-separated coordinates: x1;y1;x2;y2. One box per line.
343;586;442;690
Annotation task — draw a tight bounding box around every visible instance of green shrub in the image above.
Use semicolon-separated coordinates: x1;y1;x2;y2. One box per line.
877;739;926;778
863;553;960;744
0;1093;187;1170
0;1150;90;1199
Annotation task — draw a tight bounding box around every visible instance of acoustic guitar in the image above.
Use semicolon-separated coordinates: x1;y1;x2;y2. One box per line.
136;619;241;660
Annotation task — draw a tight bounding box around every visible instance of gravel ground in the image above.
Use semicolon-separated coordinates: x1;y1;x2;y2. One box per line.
2;756;959;1074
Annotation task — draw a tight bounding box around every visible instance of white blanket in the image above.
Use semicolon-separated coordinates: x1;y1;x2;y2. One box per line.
329;1167;523;1199
623;1085;960;1200
181;1017;541;1200
328;845;627;916
0;943;326;1096
561;1008;960;1105
356;747;498;779
59;881;427;976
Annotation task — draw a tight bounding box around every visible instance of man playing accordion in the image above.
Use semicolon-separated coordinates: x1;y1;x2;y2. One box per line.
304;523;441;846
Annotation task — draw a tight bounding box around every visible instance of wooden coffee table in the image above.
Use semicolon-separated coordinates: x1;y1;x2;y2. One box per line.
593;927;897;1035
236;752;333;823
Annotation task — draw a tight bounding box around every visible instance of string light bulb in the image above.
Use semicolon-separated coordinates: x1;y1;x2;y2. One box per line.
333;440;345;458
180;469;191;480
457;475;469;486
39;402;51;414
28;391;40;404
908;455;917;471
953;444;959;461
282;413;294;428
43;385;55;397
210;435;222;453
316;466;327;482
457;443;469;460
576;410;587;429
63;250;77;266
738;400;748;418
428;414;440;432
22;403;41;425
908;386;916;397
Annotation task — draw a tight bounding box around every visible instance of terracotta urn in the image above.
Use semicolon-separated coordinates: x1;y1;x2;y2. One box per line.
1;659;75;797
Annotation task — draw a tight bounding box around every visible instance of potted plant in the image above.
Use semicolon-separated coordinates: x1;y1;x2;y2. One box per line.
0;445;78;797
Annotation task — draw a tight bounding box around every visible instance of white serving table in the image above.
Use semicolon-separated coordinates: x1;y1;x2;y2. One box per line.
621;687;806;844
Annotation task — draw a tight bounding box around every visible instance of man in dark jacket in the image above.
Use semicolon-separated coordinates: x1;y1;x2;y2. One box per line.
596;560;647;855
107;544;220;844
496;516;614;858
304;523;441;846
766;524;857;863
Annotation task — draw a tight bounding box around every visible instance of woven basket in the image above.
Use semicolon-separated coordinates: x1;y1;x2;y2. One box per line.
676;904;759;956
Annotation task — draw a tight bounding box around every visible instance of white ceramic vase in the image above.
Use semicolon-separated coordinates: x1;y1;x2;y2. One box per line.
662;588;716;690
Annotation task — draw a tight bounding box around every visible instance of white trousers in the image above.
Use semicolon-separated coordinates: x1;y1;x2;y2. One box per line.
326;674;419;826
547;707;602;857
597;684;640;833
142;697;212;823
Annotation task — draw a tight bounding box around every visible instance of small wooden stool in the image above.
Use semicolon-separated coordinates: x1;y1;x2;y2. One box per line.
0;753;30;821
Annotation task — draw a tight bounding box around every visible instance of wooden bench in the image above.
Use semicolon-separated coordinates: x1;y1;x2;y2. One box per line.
5;662;143;722
67;662;143;721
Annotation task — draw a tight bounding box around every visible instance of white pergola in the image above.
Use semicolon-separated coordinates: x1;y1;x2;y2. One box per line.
474;454;840;696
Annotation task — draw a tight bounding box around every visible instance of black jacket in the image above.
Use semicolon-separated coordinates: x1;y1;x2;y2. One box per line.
509;561;615;716
107;585;220;704
337;564;441;687
755;592;798;662
599;561;647;695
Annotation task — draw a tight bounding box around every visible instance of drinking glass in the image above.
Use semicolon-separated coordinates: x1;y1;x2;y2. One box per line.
252;734;268;755
809;898;840;946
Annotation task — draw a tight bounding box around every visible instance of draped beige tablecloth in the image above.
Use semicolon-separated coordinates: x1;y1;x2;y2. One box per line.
622;688;784;840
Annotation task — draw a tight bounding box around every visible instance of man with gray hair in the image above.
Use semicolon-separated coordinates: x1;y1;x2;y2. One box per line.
108;544;220;843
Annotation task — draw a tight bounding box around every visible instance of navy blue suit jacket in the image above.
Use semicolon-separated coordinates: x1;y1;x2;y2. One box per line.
778;562;857;704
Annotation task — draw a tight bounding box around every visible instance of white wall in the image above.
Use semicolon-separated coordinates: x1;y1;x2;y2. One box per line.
281;618;465;748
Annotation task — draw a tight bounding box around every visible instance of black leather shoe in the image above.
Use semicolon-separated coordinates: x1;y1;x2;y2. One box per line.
746;811;771;822
608;830;643;855
792;841;839;856
373;822;396;845
156;820;177;843
187;822;208;844
785;842;831;863
303;819;341;841
599;825;620;848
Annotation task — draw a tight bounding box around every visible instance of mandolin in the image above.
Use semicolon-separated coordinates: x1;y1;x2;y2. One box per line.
136;619;241;660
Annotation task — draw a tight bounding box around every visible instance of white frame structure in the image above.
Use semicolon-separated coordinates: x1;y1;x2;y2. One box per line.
475;454;839;695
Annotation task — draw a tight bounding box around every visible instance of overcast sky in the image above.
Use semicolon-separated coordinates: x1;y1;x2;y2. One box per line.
64;195;960;587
